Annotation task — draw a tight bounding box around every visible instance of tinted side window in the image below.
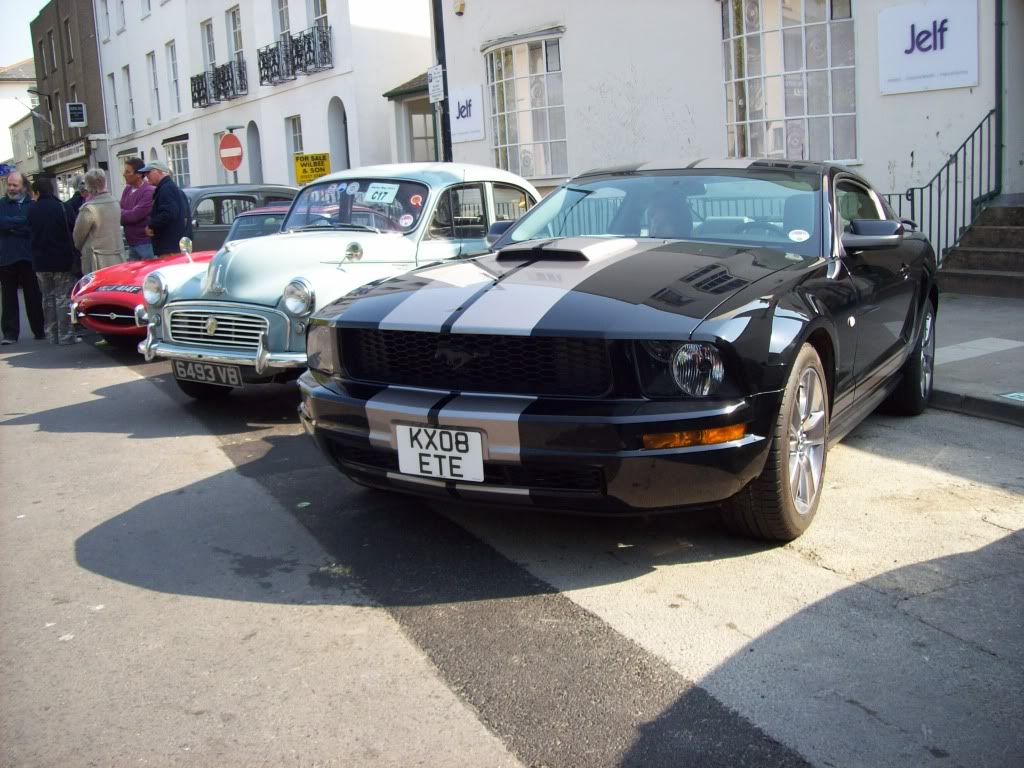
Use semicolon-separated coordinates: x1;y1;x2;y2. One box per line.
835;181;882;231
194;197;216;225
219;196;256;225
493;184;533;222
429;184;487;239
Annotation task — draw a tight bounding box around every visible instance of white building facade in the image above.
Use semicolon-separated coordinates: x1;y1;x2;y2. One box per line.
0;59;36;164
437;0;1023;199
95;0;432;197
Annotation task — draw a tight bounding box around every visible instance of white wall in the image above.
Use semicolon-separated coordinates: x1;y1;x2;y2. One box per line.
99;0;431;197
441;0;724;189
0;81;33;161
1002;0;1024;193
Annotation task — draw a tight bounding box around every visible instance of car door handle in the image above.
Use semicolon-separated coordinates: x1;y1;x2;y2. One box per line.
899;263;910;279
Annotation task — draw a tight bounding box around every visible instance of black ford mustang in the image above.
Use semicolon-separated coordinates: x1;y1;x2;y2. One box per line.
298;160;937;540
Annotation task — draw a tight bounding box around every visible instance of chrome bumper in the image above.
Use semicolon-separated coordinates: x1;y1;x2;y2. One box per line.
140;325;306;374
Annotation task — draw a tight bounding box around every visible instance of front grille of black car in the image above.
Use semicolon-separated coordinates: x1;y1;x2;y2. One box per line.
335;444;605;494
340;329;613;398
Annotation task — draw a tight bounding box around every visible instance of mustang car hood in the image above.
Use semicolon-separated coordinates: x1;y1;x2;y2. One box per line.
327;236;808;339
174;229;416;306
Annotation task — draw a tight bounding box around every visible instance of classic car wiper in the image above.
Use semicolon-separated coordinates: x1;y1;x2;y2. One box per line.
292;222;380;233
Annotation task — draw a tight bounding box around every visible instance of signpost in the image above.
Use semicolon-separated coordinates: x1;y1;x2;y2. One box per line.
293;152;331;185
219;133;244;173
427;64;444;104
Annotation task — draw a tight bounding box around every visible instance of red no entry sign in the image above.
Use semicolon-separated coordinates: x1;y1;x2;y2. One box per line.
219;133;243;172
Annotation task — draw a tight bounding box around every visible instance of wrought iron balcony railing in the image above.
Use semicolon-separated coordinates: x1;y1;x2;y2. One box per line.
292;25;333;74
190;71;218;109
257;39;297;86
213;59;248;101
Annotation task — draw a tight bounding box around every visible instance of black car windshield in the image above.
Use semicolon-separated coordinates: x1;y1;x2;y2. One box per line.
283;179;430;234
226;212;287;241
504;170;823;256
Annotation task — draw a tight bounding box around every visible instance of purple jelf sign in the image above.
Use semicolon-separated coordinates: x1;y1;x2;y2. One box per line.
878;0;978;95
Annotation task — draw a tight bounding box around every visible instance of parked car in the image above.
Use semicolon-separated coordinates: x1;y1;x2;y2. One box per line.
140;163;540;398
298;159;938;541
183;184;297;251
72;206;290;349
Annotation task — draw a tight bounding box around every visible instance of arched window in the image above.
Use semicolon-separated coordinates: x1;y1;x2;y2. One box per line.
723;0;856;161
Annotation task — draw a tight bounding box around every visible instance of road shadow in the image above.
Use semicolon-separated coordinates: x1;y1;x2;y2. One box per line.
621;532;1024;768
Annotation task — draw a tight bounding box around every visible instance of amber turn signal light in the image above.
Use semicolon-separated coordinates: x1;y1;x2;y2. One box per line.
642;423;746;450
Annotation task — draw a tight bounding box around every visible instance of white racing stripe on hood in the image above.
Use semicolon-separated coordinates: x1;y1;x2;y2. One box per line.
365;387;450;449
436;394;535;463
377;261;496;332
451;239;661;335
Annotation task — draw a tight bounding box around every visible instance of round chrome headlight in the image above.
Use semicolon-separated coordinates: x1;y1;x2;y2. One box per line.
142;272;167;307
671;343;725;397
283;278;315;316
72;272;95;297
345;241;364;261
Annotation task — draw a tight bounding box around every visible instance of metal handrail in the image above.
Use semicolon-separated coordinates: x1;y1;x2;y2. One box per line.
883;109;999;266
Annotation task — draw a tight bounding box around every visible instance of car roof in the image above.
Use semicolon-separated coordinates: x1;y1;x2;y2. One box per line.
183;184;297;196
236;205;292;216
314;162;539;192
575;158;847;178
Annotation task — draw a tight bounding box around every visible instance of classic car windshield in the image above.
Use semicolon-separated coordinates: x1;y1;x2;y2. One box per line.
283;179;431;235
506;170;823;256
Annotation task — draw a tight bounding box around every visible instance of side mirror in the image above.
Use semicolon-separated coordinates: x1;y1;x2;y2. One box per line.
191;218;199;229
486;220;515;247
179;236;192;255
900;217;918;231
841;219;904;252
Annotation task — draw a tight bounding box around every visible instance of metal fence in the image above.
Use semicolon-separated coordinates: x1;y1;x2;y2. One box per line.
882;109;998;266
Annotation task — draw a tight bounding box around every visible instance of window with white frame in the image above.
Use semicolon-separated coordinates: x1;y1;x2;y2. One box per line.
107;72;120;133
201;20;216;70
165;141;191;187
485;37;566;179
100;0;111;39
312;0;328;29
64;19;73;61
117;0;126;31
142;0;152;15
48;31;57;71
286;115;303;183
275;0;290;41
122;65;135;131
147;52;161;121
54;91;63;143
37;41;46;78
409;104;437;162
227;7;243;65
722;0;856;161
166;41;181;113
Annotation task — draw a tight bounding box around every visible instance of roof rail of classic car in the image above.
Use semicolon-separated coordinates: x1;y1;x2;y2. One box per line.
315;162;537;190
575;158;842;178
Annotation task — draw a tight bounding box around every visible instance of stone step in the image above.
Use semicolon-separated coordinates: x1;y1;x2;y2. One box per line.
943;246;1024;272
938;268;1024;298
958;226;1024;249
976;206;1024;227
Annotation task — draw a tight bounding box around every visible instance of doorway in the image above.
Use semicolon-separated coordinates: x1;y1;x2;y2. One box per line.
328;97;350;172
247;121;263;183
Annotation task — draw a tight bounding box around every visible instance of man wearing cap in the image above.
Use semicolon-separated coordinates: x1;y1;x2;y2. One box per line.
140;160;192;256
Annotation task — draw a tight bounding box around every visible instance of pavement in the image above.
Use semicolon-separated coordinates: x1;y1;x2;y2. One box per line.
933;292;1024;427
1;323;1022;767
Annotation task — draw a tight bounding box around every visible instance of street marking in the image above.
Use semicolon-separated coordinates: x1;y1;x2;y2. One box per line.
934;337;1024;366
998;392;1024;403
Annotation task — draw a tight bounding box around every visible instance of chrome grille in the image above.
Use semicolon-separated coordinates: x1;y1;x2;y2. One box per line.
168;309;269;350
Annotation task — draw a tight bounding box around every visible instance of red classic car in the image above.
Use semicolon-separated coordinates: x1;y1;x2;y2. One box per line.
71;207;289;349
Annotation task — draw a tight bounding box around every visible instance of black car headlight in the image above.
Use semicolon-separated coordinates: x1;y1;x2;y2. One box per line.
636;341;726;397
306;320;336;375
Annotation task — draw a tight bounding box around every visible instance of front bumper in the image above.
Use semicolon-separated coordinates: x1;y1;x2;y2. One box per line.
299;372;782;514
140;323;306;374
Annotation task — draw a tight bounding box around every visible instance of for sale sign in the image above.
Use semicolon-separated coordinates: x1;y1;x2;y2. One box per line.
294;152;331;185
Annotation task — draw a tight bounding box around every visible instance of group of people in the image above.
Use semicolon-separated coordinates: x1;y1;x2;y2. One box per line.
0;159;192;346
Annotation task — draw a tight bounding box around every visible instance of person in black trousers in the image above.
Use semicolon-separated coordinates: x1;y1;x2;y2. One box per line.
27;177;77;345
0;171;45;344
139;160;192;256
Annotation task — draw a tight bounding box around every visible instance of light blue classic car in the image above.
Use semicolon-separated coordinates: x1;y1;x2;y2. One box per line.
140;163;539;399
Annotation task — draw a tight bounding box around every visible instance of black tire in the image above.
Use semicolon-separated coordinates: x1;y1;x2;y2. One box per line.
102;333;142;351
886;300;936;416
174;378;234;400
723;344;829;541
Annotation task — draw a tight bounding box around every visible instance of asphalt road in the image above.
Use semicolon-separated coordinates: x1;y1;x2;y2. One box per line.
1;337;1021;768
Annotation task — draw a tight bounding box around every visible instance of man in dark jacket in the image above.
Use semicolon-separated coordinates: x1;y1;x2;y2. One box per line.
0;171;45;344
140;160;192;256
27;176;77;345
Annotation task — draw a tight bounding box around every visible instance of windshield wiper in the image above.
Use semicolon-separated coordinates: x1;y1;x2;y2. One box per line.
291;222;380;233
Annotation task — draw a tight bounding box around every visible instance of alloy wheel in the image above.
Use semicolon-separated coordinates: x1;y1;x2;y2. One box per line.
920;308;936;399
788;368;826;516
